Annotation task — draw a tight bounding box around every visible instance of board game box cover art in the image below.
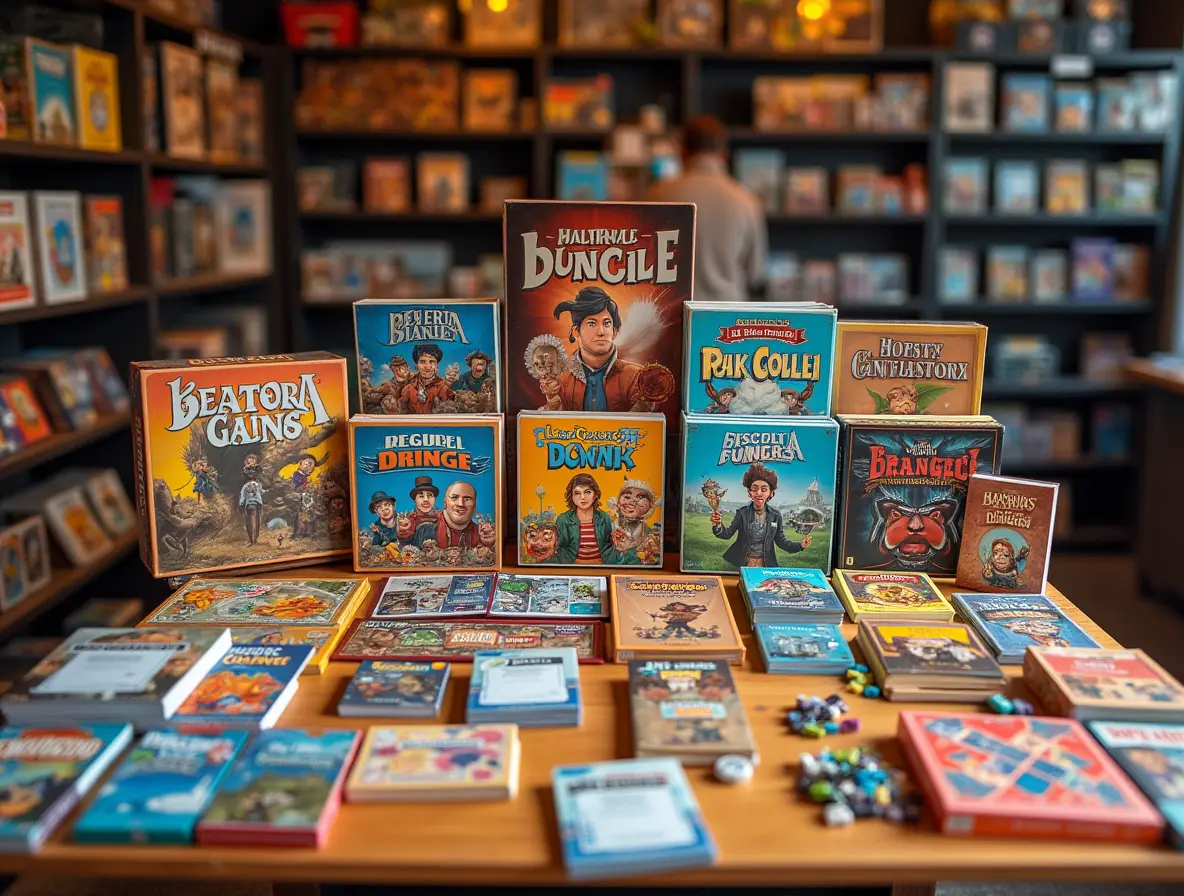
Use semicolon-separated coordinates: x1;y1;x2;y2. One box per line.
610;574;744;664
898;711;1163;841
950;592;1099;662
832;321;988;416
836;415;1003;576
371;573;495;618
141;577;367;629
334;618;604;663
682;301;837;417
1089;721;1184;846
349;415;502;572
681;414;838;574
503;200;693;424
353;298;501;415
956;473;1058;594
517;411;665;567
861;621;999;676
129;353;352;577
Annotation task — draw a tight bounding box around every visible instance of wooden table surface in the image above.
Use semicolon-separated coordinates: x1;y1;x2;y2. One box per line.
1126;358;1184;396
6;558;1184;889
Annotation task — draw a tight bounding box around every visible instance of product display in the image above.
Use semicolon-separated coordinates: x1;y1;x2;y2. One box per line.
950;592;1100;663
738;567;844;625
1024;647;1184;722
610;574;744;664
858;619;1008;701
334;619;604;663
832;570;954;623
956;473;1058;594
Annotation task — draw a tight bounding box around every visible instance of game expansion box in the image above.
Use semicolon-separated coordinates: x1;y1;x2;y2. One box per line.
129;352;352;577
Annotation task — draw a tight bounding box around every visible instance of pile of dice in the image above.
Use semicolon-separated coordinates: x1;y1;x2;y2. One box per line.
798;747;923;828
845;664;881;699
787;694;861;738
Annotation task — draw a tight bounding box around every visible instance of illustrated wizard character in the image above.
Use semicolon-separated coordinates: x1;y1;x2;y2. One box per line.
711;462;811;568
547;286;652;413
455;351;493;394
982;537;1029;589
400;343;458;414
411;480;497;554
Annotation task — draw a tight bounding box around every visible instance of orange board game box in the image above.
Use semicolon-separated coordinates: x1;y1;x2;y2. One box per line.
130;352;352;578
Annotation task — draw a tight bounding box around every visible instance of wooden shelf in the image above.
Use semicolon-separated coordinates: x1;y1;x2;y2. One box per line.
301;210;501;222
0;414;131;481
297;127;535;141
0;287;152;325
295;44;535;59
138;5;264;56
834;299;925;315
728;127;929;142
156;271;272;297
948;51;1182;68
148;154;267;176
946;300;1153;315
0;141;143;165
767;213;926;224
947;213;1162;226
984;378;1138;399
0;531;138;639
947;130;1169;144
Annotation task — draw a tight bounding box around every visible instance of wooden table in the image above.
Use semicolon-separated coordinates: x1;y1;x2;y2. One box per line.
6;559;1184;896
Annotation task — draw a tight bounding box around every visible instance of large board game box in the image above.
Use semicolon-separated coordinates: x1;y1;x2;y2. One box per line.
681;413;838;574
836;415;1003;577
353;298;501;415
348;414;503;572
129;353;352;577
682;301;836;417
516;411;665;568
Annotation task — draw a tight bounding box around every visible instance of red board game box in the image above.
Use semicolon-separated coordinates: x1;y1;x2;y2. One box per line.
281;2;358;48
898;710;1163;842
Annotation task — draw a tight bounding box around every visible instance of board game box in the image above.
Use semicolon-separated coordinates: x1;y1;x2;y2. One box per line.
680;414;839;574
337;660;451;718
370;573;496;618
196;728;361;848
33;191;87;305
738;567;844;623
517;411;665;567
171;644;313;729
682;301;837;417
754;622;855;674
610;574;744;664
490;573;608;617
1024;647;1184;723
628;659;757;764
142;577;368;629
73;727;249;844
224;626;343;676
129;353;352;577
832;321;988;416
0;193;36;310
858;620;1006;700
353;298;501;415
1088;721;1184;848
836;415;1003;576
956;473;1058;594
27;38;74;145
949;592;1100;663
349;414;502;572
831;569;953;622
334;619;604;663
468;647;582;727
71;45;120;152
899;711;1163;842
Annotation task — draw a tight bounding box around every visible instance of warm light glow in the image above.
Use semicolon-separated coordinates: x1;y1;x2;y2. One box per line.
487;0;508;11
797;0;831;20
458;0;471;11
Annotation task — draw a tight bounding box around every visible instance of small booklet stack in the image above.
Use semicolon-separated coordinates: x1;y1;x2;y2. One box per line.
345;724;521;802
858;620;1007;702
1024;647;1184;722
337;660;451;718
755;623;854;674
467;647;582;728
1;628;232;730
171;644;314;730
552;758;717;880
951;592;1100;663
738;567;844;625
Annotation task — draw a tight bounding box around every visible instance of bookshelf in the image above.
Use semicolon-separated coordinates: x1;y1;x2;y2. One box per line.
0;0;284;635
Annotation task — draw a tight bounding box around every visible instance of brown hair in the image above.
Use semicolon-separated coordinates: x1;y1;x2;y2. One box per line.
564;473;602;512
742;463;778;493
683;115;728;156
990;538;1016;569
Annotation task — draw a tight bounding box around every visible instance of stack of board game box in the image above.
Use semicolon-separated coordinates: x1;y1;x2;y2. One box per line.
467;647;582;728
754;622;854;675
858;619;1007;702
337;660;451;718
950;592;1100;663
0;628;232;730
738;568;844;625
627;659;757;764
1023;647;1184;723
344;724;521;803
832;569;954;623
170;644;315;730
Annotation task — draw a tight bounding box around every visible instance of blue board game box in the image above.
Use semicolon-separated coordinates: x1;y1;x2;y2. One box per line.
556;151;608;200
28;38;75;144
950;592;1100;663
349;414;503;572
680;413;839;574
337;660;451;718
1089;721;1184;849
468;647;582;727
73;728;249;844
353;298;500;415
754;622;854;674
682;301;837;417
738;567;844;624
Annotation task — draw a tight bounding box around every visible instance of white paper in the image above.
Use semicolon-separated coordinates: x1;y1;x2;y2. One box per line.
480;658;567;706
32;648;171;695
574;787;696;854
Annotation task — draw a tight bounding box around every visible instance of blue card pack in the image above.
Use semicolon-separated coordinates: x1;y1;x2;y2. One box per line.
338;660;451;718
682;301;837;417
738;567;843;621
950;592;1100;662
754;623;854;674
73;728;249;844
170;645;314;728
468;647;582;727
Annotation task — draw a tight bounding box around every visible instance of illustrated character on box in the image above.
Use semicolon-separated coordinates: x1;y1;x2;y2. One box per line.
400;343;459;414
521;509;559;564
327;495;349;538
190;456;219;504
981;536;1029;589
898;636;982;666
871;491;960;570
1126;748;1184;800
546;286;674;413
638;600;718;640
367;490;402;549
702;382;736;415
554;473;636;565
290;452;328;491
1001;616;1069;648
710;463;811;568
410;480;496;558
239;472;264;546
397;476;441;542
364;354;414;414
242;453;261;481
608;478;662;564
454;351;493;394
524;334;568;408
779;383;815;416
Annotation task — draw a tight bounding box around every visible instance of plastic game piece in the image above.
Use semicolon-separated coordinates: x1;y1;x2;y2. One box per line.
986;693;1015;714
1011;698;1035;715
854;664;869;674
863;685;881;699
714;754;755;784
802;722;826;738
847;681;865;695
798;747;917;828
824;802;855;827
824;721;839;735
839;718;861;734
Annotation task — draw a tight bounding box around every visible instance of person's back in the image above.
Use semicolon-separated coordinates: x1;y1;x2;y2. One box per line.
646;115;767;302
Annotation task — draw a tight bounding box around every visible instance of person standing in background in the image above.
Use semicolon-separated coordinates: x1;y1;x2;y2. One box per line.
646;115;768;302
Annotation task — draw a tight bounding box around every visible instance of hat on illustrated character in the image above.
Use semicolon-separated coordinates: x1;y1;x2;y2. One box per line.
368;490;396;513
409;476;439;500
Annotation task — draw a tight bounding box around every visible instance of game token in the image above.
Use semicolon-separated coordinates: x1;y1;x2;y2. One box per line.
714;754;754;784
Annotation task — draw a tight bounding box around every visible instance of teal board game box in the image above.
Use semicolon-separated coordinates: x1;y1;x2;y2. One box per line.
680;413;839;574
682;301;837;417
28;39;75;145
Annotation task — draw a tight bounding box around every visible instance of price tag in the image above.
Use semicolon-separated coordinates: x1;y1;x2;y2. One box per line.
1051;55;1094;78
196;29;243;64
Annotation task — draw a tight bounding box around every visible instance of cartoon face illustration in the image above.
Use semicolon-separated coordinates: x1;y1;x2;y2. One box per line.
886;384;919;414
443;482;477;528
617;486;654;521
414;489;437;515
530;344;562;378
374;499;395;524
571;482;597;511
874;496;959;567
991;540;1016;572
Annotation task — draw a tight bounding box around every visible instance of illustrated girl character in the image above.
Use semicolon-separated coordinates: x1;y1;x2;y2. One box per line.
554;473;636;565
982;537;1029;589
